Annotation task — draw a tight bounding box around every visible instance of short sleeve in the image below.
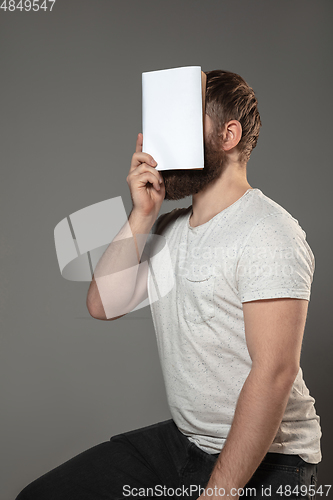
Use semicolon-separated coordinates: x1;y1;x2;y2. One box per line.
236;214;315;303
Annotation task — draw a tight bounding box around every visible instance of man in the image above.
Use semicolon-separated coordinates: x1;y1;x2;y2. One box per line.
17;70;321;499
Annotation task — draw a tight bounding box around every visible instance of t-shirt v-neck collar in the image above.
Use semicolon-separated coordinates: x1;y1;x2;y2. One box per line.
187;188;257;233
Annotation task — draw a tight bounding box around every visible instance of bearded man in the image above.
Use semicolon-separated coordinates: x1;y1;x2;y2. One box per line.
17;70;321;500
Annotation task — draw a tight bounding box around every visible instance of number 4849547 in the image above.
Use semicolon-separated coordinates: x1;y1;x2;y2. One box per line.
1;0;56;11
276;484;331;497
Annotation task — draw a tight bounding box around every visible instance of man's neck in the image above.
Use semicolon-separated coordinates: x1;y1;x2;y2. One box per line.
189;164;252;228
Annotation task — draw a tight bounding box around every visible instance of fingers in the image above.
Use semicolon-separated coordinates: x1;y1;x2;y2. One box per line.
135;133;143;153
127;168;161;193
135;171;162;192
130;151;158;173
127;163;163;189
130;134;162;190
131;133;158;172
129;162;163;186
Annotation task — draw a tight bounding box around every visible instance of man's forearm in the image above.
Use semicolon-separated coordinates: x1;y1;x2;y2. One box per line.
204;365;297;495
86;209;156;319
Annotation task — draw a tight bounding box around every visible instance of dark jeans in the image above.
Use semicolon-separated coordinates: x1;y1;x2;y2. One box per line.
16;419;318;499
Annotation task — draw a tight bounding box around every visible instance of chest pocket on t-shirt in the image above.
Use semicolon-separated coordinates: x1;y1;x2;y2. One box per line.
180;275;216;324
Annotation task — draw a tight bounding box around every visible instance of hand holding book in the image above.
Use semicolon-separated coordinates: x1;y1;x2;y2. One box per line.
126;133;165;222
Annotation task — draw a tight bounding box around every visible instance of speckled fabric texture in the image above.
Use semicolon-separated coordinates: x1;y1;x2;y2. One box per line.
148;188;321;464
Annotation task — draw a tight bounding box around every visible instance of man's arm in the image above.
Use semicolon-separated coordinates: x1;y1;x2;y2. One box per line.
198;297;308;498
86;210;156;320
86;133;165;320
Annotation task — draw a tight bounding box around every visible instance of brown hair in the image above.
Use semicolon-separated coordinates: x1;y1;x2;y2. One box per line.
205;70;262;164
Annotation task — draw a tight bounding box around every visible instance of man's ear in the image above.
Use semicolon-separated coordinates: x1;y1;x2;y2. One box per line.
220;120;242;151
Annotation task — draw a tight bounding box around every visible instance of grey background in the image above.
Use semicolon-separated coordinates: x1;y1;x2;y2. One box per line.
1;1;332;498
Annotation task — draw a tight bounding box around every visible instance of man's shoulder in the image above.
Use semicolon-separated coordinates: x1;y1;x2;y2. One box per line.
234;189;308;247
245;188;295;223
152;206;191;235
243;189;310;252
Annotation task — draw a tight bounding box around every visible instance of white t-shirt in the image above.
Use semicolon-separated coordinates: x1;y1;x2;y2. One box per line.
147;188;322;464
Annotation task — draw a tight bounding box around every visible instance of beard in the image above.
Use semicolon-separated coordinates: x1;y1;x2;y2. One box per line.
161;134;227;201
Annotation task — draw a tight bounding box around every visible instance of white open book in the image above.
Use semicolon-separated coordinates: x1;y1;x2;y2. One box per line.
142;66;206;171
